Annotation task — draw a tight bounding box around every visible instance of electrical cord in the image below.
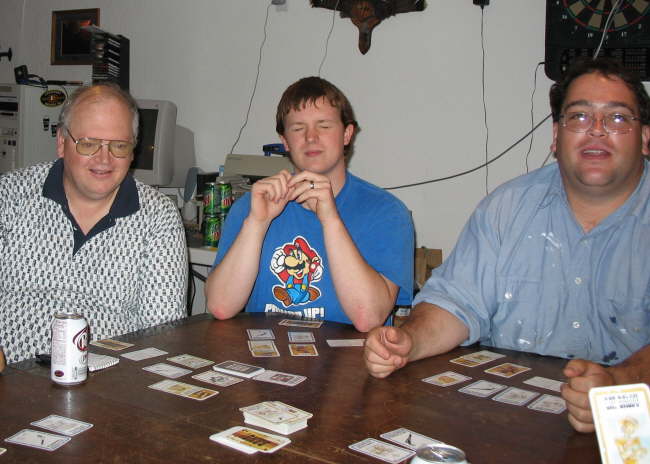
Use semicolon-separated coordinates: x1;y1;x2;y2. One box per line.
318;0;340;76
229;2;272;155
526;62;545;173
480;6;489;195
593;0;623;59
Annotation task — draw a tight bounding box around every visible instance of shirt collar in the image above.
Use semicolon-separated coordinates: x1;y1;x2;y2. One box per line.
42;158;140;218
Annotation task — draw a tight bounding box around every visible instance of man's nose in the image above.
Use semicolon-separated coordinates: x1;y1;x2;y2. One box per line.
95;142;112;161
305;127;318;142
587;117;607;137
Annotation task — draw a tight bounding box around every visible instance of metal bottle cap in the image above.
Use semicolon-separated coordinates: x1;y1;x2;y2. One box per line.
412;443;467;463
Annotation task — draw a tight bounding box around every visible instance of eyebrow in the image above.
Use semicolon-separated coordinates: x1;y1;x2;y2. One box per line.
563;99;637;114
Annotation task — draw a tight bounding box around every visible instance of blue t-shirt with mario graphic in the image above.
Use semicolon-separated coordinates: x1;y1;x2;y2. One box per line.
213;172;414;325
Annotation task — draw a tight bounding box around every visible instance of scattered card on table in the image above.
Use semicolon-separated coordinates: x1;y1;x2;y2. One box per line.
380;427;442;451
278;319;323;328
288;331;315;343
213;360;265;378
458;380;507;398
422;371;471;387
463;350;505;364
31;415;93;436
247;329;275;340
90;339;134;351
121;347;167;361
210;426;291;454
492;387;539;406
0;447;5;455
484;362;531;378
248;340;280;357
4;429;71;451
167;354;213;369
253;370;307;387
527;394;566;414
192;370;244;387
523;376;565;392
288;344;318;357
590;383;650;464
149;379;218;401
326;339;364;347
143;362;192;379
449;356;482;367
349;438;415;464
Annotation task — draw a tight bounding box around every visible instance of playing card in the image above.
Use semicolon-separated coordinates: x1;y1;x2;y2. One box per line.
240;401;312;424
248;340;280;357
462;350;505;364
4;429;71;451
422;371;471;387
192;370;244;387
326;339;365;347
458;380;507;398
380;428;442;451
278;319;323;328
449;356;482;367
492;387;540;406
149;379;218;401
253;370;307;387
31;415;93;436
349;438;415;464
523;376;565;392
143;362;192;379
121;347;167;361
247;329;275;340
288;331;315;343
213;360;265;378
167;354;214;369
484;362;531;378
288;344;318;356
527;394;567;414
210;426;291;454
590;383;650;464
90;338;134;351
0;447;5;455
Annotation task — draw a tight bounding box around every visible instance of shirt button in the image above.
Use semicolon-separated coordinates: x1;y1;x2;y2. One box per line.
572;321;581;329
574;277;582;285
504;292;513;300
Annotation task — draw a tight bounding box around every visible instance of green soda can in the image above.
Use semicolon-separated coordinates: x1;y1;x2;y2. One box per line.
218;181;233;215
203;182;219;216
202;214;221;248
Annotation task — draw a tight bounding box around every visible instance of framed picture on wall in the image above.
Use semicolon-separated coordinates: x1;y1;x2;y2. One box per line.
51;8;100;65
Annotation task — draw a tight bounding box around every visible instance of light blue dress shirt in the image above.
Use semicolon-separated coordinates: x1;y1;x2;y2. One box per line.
414;161;650;365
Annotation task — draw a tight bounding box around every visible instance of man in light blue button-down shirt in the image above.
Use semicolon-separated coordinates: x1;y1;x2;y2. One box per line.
365;57;650;433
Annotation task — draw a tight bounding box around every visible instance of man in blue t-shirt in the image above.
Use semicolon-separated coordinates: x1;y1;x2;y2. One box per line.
364;57;650;433
206;77;413;331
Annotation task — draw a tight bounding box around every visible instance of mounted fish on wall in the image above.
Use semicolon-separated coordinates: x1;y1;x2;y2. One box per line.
310;0;426;54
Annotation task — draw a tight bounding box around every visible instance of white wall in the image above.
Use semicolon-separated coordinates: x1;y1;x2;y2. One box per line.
0;0;555;255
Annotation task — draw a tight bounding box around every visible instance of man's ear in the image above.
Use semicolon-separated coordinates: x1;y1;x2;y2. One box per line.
343;124;354;146
642;125;650;156
56;128;66;159
550;122;559;154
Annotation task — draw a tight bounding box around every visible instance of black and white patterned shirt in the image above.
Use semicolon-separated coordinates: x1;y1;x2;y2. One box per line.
0;161;188;363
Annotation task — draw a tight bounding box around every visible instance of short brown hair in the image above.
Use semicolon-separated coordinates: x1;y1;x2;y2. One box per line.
276;77;358;141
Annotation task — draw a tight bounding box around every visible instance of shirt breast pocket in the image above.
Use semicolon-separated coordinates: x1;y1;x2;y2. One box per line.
608;295;650;346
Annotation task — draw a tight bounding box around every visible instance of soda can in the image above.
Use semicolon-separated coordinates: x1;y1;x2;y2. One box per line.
50;312;89;386
218;180;233;216
202;214;221;248
203;182;219;216
410;444;468;464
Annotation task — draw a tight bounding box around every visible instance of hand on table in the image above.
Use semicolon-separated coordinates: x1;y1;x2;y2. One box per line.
364;326;412;379
561;359;615;433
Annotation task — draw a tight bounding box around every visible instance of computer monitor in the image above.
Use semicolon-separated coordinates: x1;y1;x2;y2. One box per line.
131;99;177;186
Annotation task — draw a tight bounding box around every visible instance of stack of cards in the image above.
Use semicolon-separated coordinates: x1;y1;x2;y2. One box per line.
148;379;218;401
248;340;280;357
288;344;318;357
240;401;312;435
210;426;291;455
213;360;265;378
87;353;119;372
278;319;323;328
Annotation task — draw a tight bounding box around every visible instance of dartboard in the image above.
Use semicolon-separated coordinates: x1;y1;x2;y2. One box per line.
545;0;650;81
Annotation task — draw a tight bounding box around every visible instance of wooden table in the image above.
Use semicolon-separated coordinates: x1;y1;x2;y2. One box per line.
1;313;600;463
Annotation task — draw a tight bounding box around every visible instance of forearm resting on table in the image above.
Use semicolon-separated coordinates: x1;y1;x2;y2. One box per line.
400;302;470;363
205;217;268;319
608;344;650;385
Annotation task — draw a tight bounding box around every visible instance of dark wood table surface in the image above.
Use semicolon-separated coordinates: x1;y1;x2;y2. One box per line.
1;313;600;463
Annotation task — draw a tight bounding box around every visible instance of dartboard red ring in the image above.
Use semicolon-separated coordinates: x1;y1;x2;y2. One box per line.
562;0;650;31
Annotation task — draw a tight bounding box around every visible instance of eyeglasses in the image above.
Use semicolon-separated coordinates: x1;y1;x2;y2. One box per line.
66;129;135;158
559;111;641;135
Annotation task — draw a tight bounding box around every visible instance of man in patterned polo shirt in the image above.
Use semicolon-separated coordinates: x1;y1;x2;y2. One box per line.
0;82;187;365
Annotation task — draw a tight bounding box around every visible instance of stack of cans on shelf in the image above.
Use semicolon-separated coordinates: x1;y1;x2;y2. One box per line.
201;180;233;248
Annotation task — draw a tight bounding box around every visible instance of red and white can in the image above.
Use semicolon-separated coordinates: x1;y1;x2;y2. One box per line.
50;312;89;385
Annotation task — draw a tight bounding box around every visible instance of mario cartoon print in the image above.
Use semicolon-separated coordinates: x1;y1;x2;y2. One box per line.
271;237;323;307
